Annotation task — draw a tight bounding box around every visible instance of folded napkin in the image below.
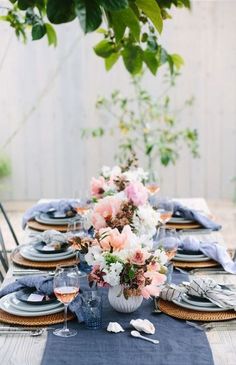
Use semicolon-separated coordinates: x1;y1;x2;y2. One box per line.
149;198;221;231
22;199;79;229
0;275;84;321
28;230;68;247
158;235;236;274
160;277;236;311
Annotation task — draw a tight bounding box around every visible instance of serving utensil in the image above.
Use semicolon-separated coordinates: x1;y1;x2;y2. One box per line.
0;328;44;336
131;330;159;344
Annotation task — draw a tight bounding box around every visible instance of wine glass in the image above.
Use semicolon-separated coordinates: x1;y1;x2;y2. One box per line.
146;171;160;196
155;198;174;226
153;227;179;260
53;265;80;337
67;217;88;277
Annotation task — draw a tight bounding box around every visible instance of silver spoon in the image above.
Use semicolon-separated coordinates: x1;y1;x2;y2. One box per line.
131;331;159;344
0;329;44;337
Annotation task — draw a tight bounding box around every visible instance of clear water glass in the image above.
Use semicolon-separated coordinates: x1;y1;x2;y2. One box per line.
82;291;102;330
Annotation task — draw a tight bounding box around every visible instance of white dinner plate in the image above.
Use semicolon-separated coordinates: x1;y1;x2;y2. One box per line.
173;297;227;312
169;217;195;224
20;246;75;262
35;213;71;225
173;255;211;262
181;293;216;308
0;294;64;317
8;293;62;312
175;253;206;259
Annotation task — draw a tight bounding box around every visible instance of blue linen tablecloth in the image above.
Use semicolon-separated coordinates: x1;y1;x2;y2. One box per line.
41;272;214;365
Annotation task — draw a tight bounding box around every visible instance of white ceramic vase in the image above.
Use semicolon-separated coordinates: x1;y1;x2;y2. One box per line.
108;285;143;313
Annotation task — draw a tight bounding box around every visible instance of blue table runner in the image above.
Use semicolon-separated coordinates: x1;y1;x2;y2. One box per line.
41;271;214;365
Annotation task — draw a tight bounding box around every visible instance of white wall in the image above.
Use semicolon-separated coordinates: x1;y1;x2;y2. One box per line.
0;0;236;200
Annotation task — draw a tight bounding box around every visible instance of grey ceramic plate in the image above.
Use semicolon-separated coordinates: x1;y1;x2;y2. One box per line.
181;293;216;308
20;245;75;262
9;293;62;312
0;294;64;317
173;255;211;262
173;297;227;312
170;217;195;224
35;213;72;225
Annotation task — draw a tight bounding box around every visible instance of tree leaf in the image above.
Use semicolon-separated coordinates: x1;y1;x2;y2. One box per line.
18;0;35;10
32;23;46;40
105;52;120;71
47;0;76;24
170;53;184;69
143;49;158;75
75;0;102;33
45;23;57;46
94;40;115;58
112;8;140;41
135;0;163;33
122;45;143;75
98;0;128;11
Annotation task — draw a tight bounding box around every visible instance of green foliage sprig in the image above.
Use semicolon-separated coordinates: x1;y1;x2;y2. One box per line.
82;70;199;171
0;0;191;74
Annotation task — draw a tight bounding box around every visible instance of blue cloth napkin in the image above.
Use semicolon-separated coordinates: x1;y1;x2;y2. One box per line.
0;275;85;321
22;199;79;229
160;236;236;274
149;198;221;231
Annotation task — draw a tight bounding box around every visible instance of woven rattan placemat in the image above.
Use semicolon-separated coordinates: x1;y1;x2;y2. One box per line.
172;259;219;269
11;249;77;269
158;298;236;321
0;309;74;326
27;220;68;232
166;222;202;230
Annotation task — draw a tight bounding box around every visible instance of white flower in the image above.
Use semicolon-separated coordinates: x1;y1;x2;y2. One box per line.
101;165;121;180
124;168;149;183
85;246;105;267
133;205;160;238
154;248;168;265
103;262;123;286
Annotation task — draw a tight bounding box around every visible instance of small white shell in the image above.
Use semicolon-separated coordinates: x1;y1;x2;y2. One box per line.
107;322;125;333
130;319;155;334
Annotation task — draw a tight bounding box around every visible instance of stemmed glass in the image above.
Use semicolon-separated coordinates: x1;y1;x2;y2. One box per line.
146;171;160;196
53;265;80;337
155;198;174;226
67;217;88;277
153;227;179;260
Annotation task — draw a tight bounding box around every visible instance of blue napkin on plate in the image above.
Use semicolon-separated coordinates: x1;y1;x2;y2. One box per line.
158;235;236;274
22;199;79;229
149;197;221;231
0;275;85;321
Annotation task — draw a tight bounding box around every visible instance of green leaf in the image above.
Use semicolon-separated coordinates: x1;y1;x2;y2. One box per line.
98;0;128;11
105;52;120;71
75;0;102;33
170;53;184;69
112;8;140;41
94;40;115;58
18;0;35;10
32;23;46;40
122;45;143;74
143;49;158;75
135;0;163;33
45;23;57;46
47;0;76;24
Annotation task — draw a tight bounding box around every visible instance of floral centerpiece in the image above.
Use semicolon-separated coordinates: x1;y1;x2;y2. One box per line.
83;226;167;312
90;165;149;200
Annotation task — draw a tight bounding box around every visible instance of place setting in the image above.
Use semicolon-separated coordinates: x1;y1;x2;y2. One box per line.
11;230;77;269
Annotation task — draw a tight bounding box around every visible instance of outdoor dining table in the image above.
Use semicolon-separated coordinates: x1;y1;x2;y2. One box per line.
0;198;236;365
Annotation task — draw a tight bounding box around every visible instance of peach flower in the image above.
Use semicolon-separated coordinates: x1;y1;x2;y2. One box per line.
99;225;133;252
125;181;148;206
92;196;122;231
129;249;150;266
90;176;107;198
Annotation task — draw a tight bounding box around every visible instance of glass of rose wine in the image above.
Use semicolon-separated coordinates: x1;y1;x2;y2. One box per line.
154;227;179;260
146;171;160;196
155;198;174;226
53;265;80;337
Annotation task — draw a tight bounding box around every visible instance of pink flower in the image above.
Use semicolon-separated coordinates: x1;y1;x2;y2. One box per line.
92;196;122;231
90;176;107;198
147;261;160;272
144;271;166;286
125;181;148;206
141;285;161;299
129;249;149;266
99;225;133;252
